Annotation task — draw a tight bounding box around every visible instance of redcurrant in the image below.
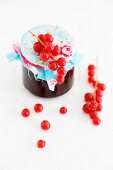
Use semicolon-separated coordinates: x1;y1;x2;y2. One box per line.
96;89;103;97
96;103;103;112
96;96;102;103
45;43;54;53
84;93;94;102
41;120;50;130
57;67;67;76
88;64;95;71
48;61;58;71
97;83;106;91
57;57;66;67
40;52;49;62
56;76;65;84
45;33;53;42
38;34;45;43
52;45;60;56
82;103;91;114
33;42;43;52
88;70;95;77
89;111;98;119
37;140;46;148
89;101;98;111
92;116;101;125
34;103;43;113
21;108;30;117
88;77;95;84
59;107;67;114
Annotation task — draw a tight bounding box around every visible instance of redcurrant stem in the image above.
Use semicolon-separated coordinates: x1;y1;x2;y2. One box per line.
94;56;99;101
29;31;45;46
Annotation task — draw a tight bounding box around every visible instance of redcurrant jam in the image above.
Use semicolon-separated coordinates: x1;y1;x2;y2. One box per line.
22;66;74;97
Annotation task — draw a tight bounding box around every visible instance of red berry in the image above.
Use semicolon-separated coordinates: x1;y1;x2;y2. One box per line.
57;57;66;67
59;107;67;114
96;89;103;97
38;34;45;43
92;116;101;125
33;42;43;52
40;52;49;62
41;120;50;130
96;96;102;103
45;43;54;53
56;76;65;84
37;140;46;148
88;77;95;84
84;93;94;102
88;64;96;71
89;101;98;111
34;103;43;113
21;108;30;117
82;103;91;114
57;67;67;76
96;103;103;112
89;111;98;119
45;33;53;42
97;83;106;91
48;61;58;71
88;70;95;77
52;45;60;56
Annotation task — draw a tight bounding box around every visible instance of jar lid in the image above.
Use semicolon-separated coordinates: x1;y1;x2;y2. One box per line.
20;25;75;69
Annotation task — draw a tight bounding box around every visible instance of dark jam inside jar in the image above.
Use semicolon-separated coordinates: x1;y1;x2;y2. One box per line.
22;66;74;97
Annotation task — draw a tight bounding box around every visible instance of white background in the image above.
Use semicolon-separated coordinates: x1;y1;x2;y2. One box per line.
0;0;113;170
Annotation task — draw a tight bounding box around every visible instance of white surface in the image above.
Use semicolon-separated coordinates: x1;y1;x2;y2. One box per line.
0;0;113;170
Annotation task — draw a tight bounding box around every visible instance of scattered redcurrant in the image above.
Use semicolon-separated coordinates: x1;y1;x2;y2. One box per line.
21;108;30;117
41;120;50;130
37;140;46;148
59;107;67;114
34;103;43;113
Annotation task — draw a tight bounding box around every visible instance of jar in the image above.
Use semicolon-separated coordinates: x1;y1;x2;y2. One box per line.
8;25;79;97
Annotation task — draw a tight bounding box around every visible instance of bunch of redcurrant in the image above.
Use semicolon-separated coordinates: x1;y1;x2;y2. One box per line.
82;64;106;125
32;33;67;84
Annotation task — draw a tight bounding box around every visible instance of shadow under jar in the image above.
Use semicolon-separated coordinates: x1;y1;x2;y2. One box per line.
22;66;74;98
